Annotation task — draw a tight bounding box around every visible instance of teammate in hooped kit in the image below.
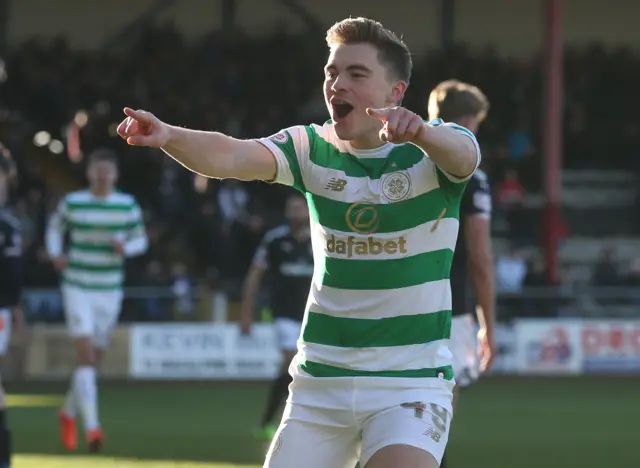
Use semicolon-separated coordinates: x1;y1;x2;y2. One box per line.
0;156;23;468
427;80;496;468
240;193;313;440
118;17;480;468
46;149;148;452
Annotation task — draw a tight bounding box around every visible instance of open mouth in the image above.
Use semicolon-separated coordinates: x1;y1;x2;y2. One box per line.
331;99;355;120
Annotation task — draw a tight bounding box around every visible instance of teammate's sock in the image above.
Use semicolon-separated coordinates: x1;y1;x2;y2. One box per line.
440;452;447;468
73;366;99;431
0;409;12;468
261;372;292;427
62;387;76;418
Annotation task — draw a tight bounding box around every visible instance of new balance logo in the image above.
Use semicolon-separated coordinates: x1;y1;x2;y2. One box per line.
325;178;347;192
424;426;442;442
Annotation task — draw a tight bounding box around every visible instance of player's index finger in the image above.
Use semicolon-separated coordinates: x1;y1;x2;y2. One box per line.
123;107;147;121
366;107;389;120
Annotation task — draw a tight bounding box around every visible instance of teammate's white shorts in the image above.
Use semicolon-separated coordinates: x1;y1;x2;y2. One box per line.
450;313;480;388
273;318;301;352
61;284;123;349
0;309;12;356
264;376;453;467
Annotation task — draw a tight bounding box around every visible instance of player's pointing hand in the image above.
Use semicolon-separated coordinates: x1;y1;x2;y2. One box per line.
117;107;171;148
366;107;424;144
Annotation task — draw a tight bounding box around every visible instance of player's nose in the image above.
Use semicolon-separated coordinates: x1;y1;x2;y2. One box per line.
330;74;348;92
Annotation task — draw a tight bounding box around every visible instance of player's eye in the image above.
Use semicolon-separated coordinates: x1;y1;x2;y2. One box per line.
325;72;337;80
352;74;365;79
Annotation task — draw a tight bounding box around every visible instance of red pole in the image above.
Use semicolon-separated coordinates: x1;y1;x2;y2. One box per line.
542;0;563;284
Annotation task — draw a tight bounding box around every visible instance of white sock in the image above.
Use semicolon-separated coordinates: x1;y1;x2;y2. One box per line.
73;366;99;431
62;386;76;418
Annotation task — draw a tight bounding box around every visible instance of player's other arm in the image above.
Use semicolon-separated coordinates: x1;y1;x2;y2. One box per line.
117;108;277;181
415;121;479;180
0;221;24;308
121;201;148;257
366;108;479;180
240;241;269;335
464;175;496;371
45;199;68;270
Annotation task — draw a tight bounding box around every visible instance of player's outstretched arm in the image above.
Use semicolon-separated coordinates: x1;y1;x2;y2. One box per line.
117;108;277;181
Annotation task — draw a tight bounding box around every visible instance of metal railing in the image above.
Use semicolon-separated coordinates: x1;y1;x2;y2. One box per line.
496;285;640;320
21;285;640;325
22;286;228;324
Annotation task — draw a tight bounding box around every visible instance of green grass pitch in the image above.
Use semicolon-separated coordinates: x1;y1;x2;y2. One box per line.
7;376;638;467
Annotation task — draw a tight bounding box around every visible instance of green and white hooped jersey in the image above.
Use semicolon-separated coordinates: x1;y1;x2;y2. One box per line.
46;190;146;290
256;119;480;383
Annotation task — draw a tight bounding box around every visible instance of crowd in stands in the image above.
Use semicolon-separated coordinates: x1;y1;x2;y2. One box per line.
1;24;639;321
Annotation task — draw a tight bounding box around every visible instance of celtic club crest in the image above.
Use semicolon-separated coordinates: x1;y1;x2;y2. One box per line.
381;171;412;201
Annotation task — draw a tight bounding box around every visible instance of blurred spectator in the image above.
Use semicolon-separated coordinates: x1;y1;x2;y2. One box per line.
624;257;640;307
496;169;525;208
626;257;640;288
496;169;532;244
507;114;535;162
171;262;196;319
591;247;621;287
139;260;171;322
191;201;226;277
13;198;36;249
157;159;191;221
524;255;548;287
496;246;528;320
218;180;250;230
496;247;528;293
522;255;569;317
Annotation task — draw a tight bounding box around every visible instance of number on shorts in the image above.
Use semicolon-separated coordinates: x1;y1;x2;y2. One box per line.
401;402;427;419
430;404;448;432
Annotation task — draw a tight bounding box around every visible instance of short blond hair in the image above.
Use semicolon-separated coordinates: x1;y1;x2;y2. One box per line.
326;17;412;83
428;80;490;122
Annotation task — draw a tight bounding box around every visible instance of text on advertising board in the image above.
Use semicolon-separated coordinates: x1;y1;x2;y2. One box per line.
129;324;282;380
143;331;224;351
582;323;640;355
581;321;640;373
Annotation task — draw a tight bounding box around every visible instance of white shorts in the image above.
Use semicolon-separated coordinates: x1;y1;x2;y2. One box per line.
61;285;123;349
450;314;480;388
264;378;452;467
0;309;12;356
274;318;301;352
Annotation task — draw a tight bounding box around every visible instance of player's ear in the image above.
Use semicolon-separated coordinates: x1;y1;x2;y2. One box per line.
388;80;407;105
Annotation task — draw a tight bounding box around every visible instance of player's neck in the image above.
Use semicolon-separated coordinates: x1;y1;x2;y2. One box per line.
349;132;387;151
90;187;112;199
